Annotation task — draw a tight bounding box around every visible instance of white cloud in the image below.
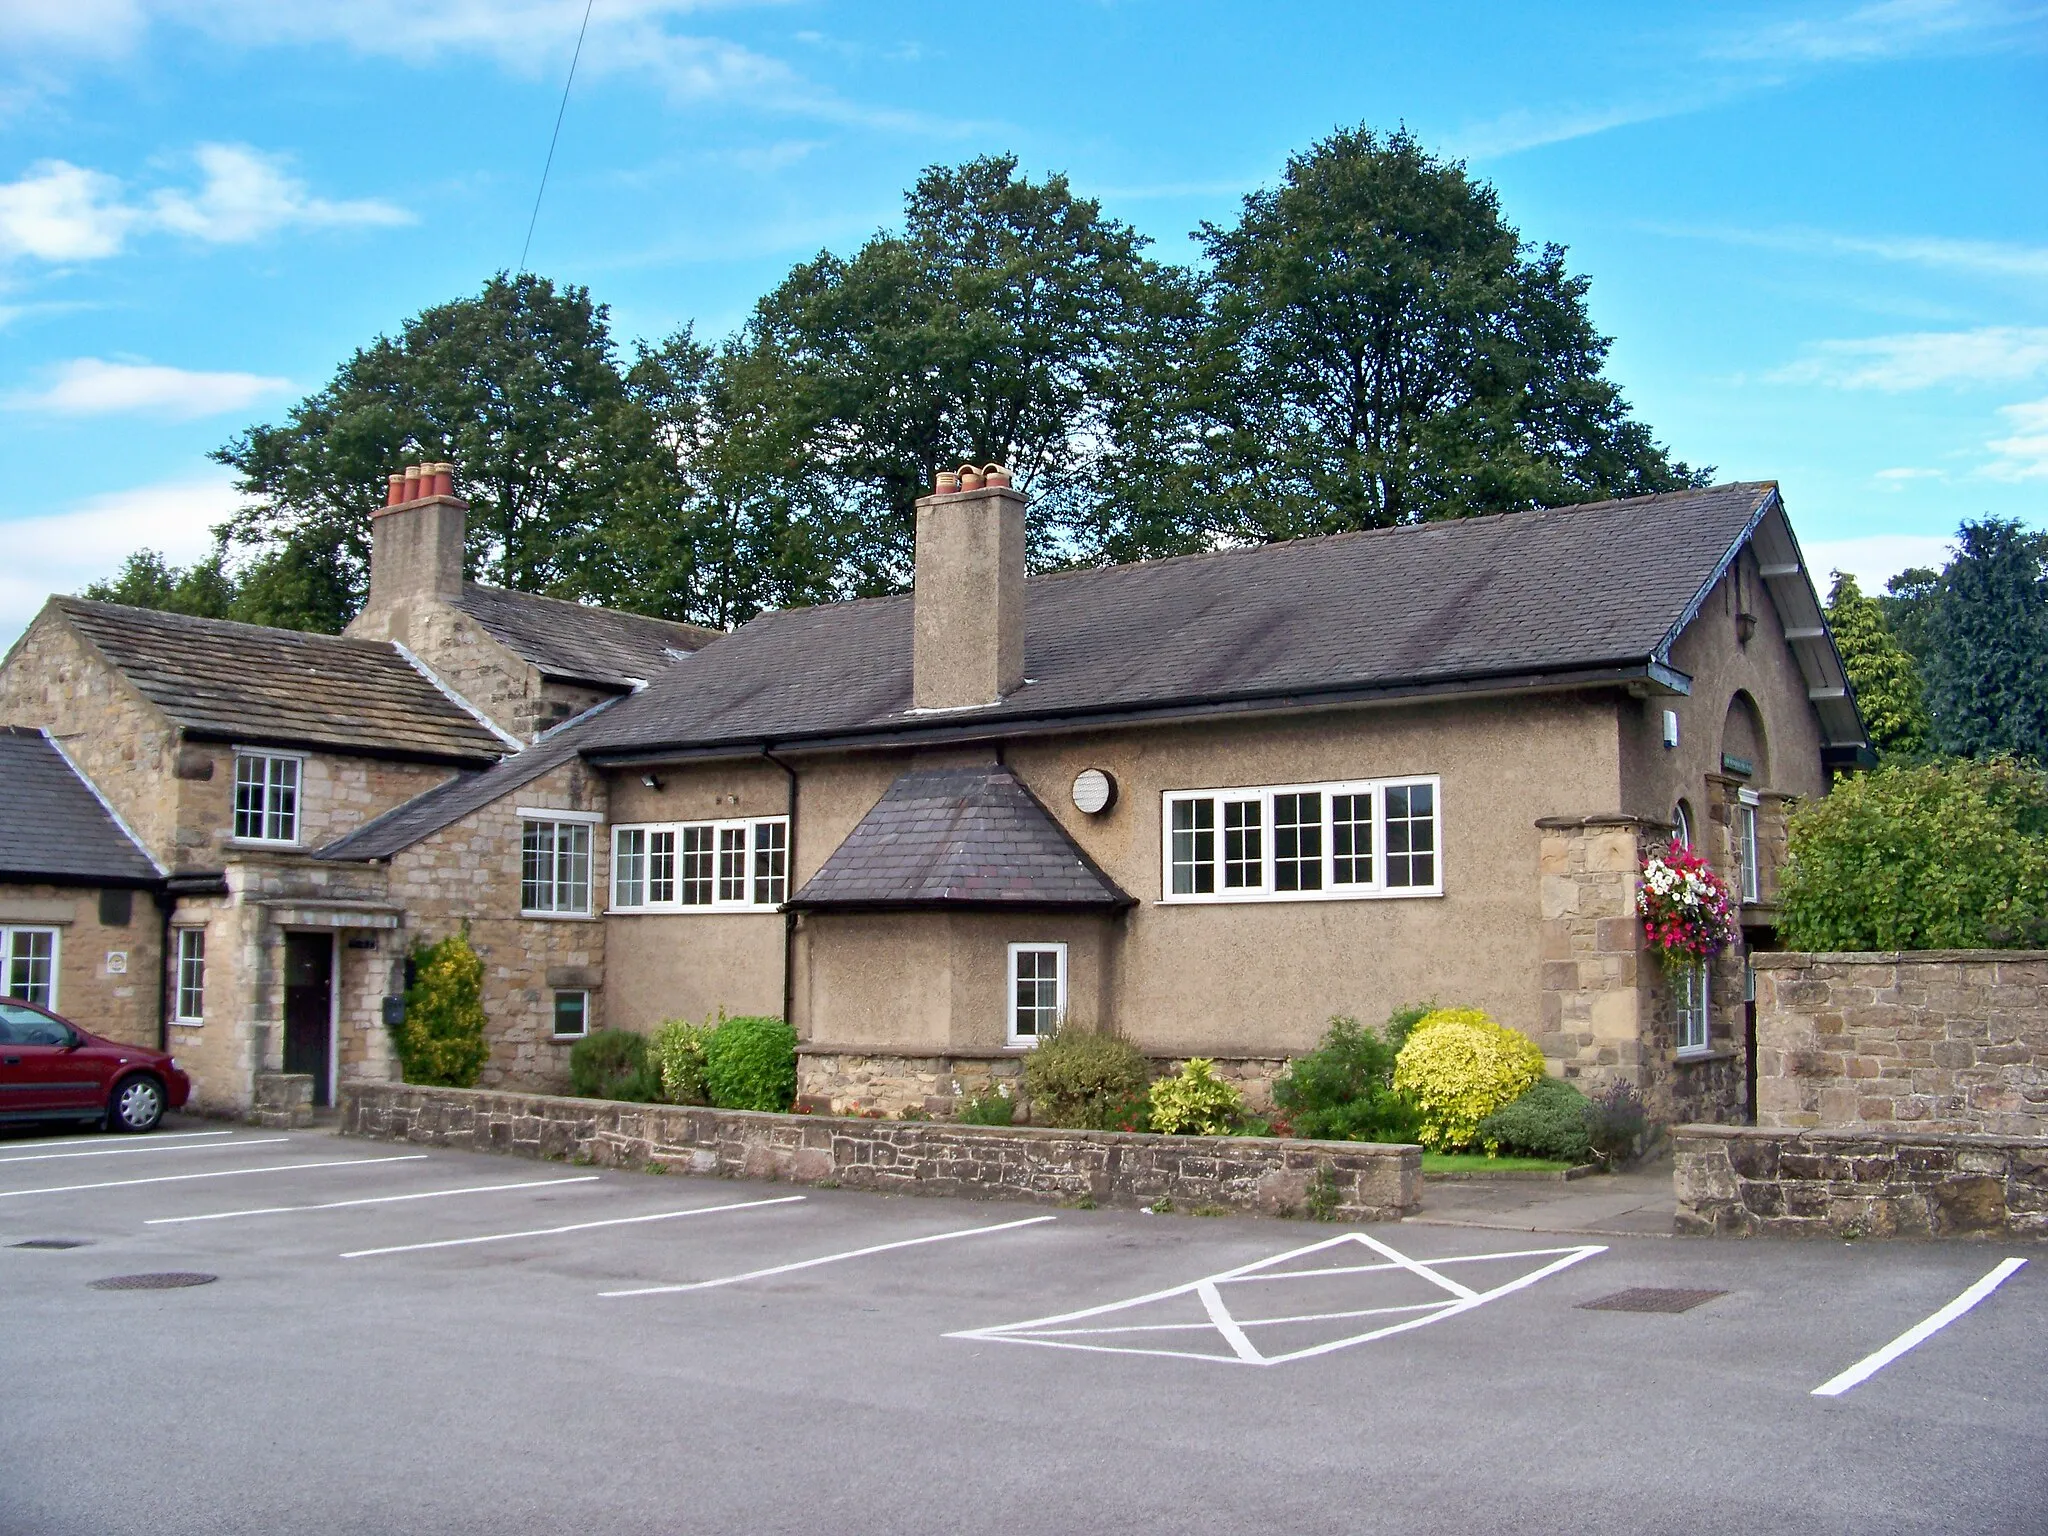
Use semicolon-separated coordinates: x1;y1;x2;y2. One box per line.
1985;396;2048;481
0;0;143;56
0;144;409;265
1653;222;2048;281
1873;466;1946;488
1447;99;1715;161
1805;532;1959;590
0;471;240;651
1771;326;2048;390
1711;0;2046;63
7;357;289;419
0;161;136;260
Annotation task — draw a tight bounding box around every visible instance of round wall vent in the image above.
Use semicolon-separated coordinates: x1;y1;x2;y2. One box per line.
1071;768;1117;815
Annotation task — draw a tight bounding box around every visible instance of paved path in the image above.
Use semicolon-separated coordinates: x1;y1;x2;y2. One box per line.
1409;1155;1679;1236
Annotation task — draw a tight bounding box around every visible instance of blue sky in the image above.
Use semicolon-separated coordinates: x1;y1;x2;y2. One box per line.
2;0;2043;647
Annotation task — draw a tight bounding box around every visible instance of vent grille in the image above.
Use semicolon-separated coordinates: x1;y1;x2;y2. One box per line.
89;1272;218;1291
1579;1287;1726;1315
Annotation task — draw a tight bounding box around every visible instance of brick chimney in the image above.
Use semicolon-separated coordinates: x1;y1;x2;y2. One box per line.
912;463;1024;711
365;460;466;613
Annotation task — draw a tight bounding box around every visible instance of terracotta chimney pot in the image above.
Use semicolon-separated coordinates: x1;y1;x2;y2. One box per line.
386;473;405;507
957;464;984;492
982;464;1011;489
431;463;454;498
935;470;961;495
401;464;422;501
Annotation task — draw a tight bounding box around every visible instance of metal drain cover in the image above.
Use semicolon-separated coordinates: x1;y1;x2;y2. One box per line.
1579;1287;1726;1314
11;1238;91;1250
89;1272;217;1291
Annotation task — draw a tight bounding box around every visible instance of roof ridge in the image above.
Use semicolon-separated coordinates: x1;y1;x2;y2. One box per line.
54;596;388;651
459;583;722;638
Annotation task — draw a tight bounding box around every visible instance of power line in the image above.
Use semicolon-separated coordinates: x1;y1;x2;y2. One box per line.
517;0;596;276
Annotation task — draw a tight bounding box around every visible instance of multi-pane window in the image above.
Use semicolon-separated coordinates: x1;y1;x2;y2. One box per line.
1677;963;1710;1054
553;990;589;1038
609;818;793;911
174;928;206;1023
0;926;57;1010
233;752;301;843
521;819;592;916
1737;796;1761;904
1170;798;1216;895
1160;778;1442;903
1008;943;1066;1044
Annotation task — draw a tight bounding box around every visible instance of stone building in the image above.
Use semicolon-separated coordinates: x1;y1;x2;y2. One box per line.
3;462;1866;1126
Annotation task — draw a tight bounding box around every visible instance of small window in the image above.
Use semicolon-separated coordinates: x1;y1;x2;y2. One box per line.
1;927;58;1010
1331;792;1373;885
1384;782;1435;889
717;825;748;903
521;820;592;916
1170;798;1215;895
680;825;714;905
1677;964;1710;1054
1737;799;1761;904
751;821;788;906
552;990;589;1039
1273;792;1324;892
1672;800;1694;849
649;829;676;903
613;828;647;909
1008;944;1066;1045
233;752;301;843
1222;799;1263;890
174;928;206;1023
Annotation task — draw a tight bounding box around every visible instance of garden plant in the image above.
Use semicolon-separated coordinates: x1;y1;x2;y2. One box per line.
1390;1007;1546;1152
392;930;490;1088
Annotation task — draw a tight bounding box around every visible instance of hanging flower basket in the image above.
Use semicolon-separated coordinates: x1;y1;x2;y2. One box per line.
1636;844;1738;974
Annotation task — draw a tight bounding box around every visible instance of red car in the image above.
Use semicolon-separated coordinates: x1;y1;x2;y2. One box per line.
0;998;191;1133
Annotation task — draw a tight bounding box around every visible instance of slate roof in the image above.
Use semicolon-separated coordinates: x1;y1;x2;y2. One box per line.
578;482;1798;759
787;764;1132;910
0;727;162;886
451;584;719;690
51;599;506;765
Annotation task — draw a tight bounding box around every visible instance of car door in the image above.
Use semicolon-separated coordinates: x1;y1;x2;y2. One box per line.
0;1003;102;1115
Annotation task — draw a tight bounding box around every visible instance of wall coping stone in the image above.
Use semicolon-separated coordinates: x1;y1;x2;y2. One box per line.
1533;813;1664;831
1675;1123;2048;1152
796;1042;1291;1062
1751;949;2048;968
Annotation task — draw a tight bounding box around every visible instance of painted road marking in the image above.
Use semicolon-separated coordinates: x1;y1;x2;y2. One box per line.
0;1136;289;1165
340;1194;807;1259
601;1214;1058;1298
950;1231;1605;1367
0;1155;428;1199
1813;1257;2028;1397
148;1175;604;1225
0;1130;234;1152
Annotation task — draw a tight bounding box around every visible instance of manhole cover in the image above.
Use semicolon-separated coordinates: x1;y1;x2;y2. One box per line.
89;1272;217;1291
11;1238;91;1250
1579;1287;1725;1314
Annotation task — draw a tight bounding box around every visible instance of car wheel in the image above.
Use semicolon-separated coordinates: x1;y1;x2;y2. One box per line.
108;1075;166;1133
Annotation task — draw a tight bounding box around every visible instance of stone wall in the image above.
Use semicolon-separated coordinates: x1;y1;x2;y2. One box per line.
0;883;160;1049
341;1081;1423;1222
796;1046;1291;1119
1674;1124;2047;1239
1754;951;2048;1136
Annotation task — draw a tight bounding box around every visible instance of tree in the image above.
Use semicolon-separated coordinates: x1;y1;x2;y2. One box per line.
1921;519;2048;762
1186;126;1704;543
212;273;640;630
394;931;489;1087
733;154;1170;584
1824;572;1930;759
82;550;238;619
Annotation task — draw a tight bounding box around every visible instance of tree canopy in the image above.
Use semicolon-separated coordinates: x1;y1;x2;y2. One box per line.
1824;572;1930;760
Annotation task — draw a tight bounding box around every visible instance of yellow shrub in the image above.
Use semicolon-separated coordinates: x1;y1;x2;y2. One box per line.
1391;1008;1546;1151
1147;1058;1245;1135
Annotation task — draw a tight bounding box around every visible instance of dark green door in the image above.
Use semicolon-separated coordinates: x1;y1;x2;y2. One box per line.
283;932;334;1108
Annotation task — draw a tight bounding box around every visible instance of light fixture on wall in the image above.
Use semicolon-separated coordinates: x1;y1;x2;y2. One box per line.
641;772;664;791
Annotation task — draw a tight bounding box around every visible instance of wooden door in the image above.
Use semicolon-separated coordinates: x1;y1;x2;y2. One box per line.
283;932;334;1108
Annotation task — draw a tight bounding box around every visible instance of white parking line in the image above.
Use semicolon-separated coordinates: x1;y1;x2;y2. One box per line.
0;1136;288;1166
340;1194;807;1259
148;1175;604;1225
1813;1257;2028;1397
0;1130;233;1152
0;1154;428;1199
601;1213;1058;1298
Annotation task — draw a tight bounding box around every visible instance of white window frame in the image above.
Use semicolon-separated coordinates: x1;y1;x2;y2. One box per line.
1007;942;1067;1046
520;818;593;919
173;927;206;1024
1158;776;1443;904
231;749;304;846
1677;962;1711;1056
608;817;792;914
552;989;590;1039
0;925;59;1011
1737;791;1762;904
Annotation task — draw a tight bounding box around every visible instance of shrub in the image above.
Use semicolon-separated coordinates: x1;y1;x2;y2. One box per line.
702;1014;798;1112
1583;1080;1647;1166
1273;1010;1427;1143
393;931;489;1088
649;1016;714;1105
1023;1029;1152;1130
1476;1077;1592;1162
956;1084;1015;1126
1147;1059;1245;1135
569;1030;660;1102
1779;757;2048;951
1391;1008;1546;1152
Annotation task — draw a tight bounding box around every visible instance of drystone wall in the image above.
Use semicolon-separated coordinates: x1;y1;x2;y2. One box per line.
341;1082;1423;1222
795;1047;1292;1119
1753;951;2048;1136
1674;1124;2047;1239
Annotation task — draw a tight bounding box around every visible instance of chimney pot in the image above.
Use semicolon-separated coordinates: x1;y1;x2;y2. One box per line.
983;463;1011;489
386;473;405;507
935;470;960;495
402;464;422;501
431;463;454;498
957;464;984;492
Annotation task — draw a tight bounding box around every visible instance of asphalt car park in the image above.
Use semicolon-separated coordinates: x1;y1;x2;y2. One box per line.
2;1123;2042;1536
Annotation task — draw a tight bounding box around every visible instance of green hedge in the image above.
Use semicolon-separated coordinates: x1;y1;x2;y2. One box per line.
702;1015;798;1112
393;931;489;1088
